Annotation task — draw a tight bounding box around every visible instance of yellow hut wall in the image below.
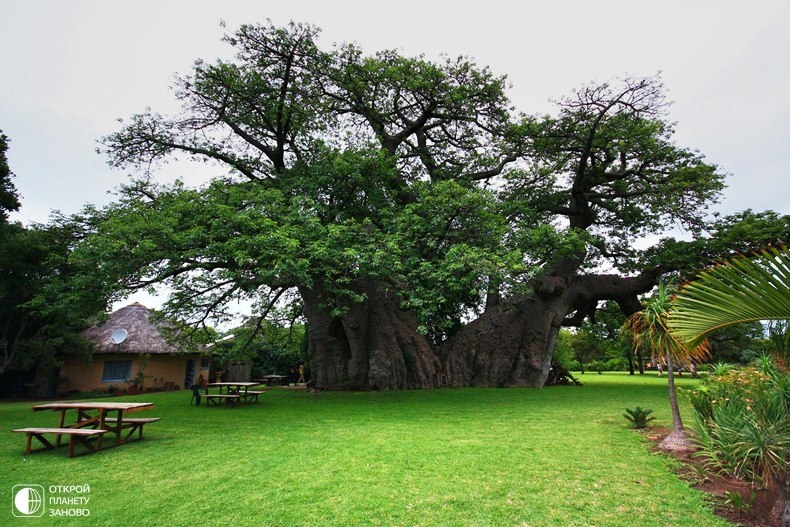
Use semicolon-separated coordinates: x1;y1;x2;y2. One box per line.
58;353;209;394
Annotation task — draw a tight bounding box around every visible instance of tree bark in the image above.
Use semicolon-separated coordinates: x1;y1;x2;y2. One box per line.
299;281;439;390
300;266;660;390
442;268;660;388
658;350;693;453
441;292;564;387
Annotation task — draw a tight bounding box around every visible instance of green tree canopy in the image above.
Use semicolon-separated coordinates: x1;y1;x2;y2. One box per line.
73;21;778;388
0;219;108;376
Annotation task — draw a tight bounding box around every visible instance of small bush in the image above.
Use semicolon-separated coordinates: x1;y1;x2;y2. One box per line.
605;357;627;371
566;359;581;371
624;406;656;429
688;359;789;490
709;361;734;377
588;360;606;374
724;490;756;513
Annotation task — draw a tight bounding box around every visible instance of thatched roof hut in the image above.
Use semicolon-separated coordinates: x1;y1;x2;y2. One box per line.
81;302;180;355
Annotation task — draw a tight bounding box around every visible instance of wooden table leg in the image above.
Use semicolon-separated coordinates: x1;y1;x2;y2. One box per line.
97;411;107;449
55;410;66;447
114;410;123;445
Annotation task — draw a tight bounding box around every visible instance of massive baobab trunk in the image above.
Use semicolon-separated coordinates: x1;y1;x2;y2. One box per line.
442;293;565;387
299;281;439;390
442;268;659;387
300;265;658;389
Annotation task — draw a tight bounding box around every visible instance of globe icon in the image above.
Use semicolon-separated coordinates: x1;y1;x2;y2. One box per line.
14;486;44;516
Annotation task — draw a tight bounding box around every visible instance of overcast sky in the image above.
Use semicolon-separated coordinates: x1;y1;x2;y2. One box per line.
2;1;789;310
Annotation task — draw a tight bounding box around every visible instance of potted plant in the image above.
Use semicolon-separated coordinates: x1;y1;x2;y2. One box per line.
128;354;152;395
127;370;146;395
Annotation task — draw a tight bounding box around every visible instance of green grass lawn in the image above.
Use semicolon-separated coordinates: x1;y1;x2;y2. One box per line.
1;373;731;527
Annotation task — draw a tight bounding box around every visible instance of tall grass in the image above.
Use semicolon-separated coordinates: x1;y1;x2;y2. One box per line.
1;373;730;526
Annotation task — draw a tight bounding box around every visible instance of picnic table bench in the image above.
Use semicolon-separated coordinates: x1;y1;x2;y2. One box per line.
12;401;159;457
13;427;109;457
205;394;242;406
242;390;266;403
256;375;288;386
102;417;162;441
203;382;266;406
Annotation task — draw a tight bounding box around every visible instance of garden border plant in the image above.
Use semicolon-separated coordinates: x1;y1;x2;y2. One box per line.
686;357;788;516
623;406;656;429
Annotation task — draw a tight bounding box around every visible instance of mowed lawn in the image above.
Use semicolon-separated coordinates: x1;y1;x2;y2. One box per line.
1;373;731;527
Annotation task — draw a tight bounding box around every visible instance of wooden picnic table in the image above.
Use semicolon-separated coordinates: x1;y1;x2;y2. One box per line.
204;382;265;406
256;374;288;386
13;401;159;457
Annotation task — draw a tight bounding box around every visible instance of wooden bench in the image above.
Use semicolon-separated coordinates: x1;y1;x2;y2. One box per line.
241;390;267;403
13;427;108;457
205;394;241;406
102;417;162;442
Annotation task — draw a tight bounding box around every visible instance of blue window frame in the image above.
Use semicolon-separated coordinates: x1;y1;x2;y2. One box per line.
102;360;132;382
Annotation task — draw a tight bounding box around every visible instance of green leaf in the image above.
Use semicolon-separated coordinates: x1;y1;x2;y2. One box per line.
670;246;790;348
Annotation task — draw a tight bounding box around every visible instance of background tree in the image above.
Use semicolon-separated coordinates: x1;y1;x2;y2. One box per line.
205;313;306;382
243;321;306;380
704;321;766;364
638;209;790;279
0;216;108;393
558;302;631;374
568;329;604;373
552;329;576;371
0;133;106;393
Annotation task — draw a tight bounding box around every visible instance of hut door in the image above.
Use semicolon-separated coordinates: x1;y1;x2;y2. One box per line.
227;361;251;382
184;359;196;388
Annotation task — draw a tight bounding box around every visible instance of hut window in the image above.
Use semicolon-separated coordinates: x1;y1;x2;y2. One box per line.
102;360;132;382
200;358;210;370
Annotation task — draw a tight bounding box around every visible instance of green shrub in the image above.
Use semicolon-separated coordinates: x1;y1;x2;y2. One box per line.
688;359;789;490
623;406;656;429
710;361;734;377
606;357;626;371
724;490;756;513
566;359;581;371
588;360;606;374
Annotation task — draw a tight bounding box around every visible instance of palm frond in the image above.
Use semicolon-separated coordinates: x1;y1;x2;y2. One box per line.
624;281;710;363
669;245;790;348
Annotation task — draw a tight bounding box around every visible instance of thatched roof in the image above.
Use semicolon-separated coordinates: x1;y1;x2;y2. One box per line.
81;302;182;355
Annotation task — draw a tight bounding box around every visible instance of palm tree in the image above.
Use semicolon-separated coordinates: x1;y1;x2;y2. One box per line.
624;281;709;453
668;245;789;523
